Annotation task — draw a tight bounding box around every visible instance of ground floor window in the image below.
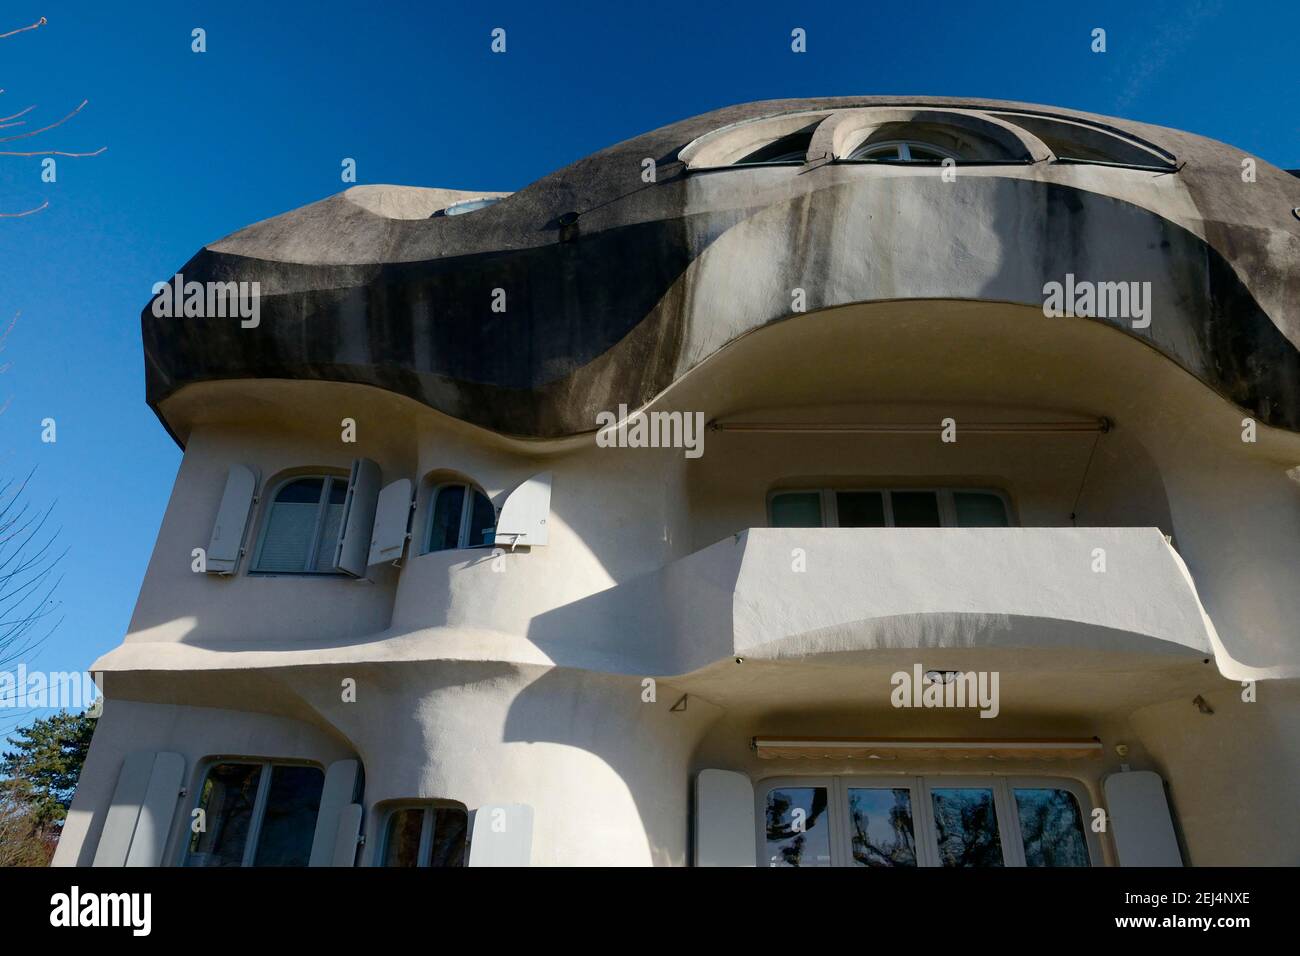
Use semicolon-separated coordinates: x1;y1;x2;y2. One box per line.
184;761;324;867
379;803;468;867
759;776;1095;867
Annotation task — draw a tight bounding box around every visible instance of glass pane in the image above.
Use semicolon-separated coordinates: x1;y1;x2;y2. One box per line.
382;809;425;867
890;491;941;527
427;485;466;552
954;492;1008;527
763;787;832;867
257;478;324;571
444;197;501;216
846;788;917;867
1014;788;1090;867
276;477;325;504
836;492;886;528
428;807;468;867
467;490;496;548
737;133;811;164
770;492;822;528
930;788;1004;867
312;478;348;571
185;763;263;867
855;144;899;159
252;765;325;867
906;146;947;161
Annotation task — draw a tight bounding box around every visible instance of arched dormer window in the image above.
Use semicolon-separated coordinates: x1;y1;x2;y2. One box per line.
253;474;349;573
426;482;496;552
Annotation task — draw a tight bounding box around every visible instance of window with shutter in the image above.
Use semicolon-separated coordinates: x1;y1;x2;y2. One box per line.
183;760;325;867
253;475;349;574
424;483;496;552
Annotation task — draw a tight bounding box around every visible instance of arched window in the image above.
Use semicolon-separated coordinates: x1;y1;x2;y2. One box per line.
426;483;496;552
848;140;959;162
378;803;468;867
253;475;348;573
733;131;813;165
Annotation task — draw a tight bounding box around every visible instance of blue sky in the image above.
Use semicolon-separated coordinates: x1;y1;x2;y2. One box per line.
0;0;1295;729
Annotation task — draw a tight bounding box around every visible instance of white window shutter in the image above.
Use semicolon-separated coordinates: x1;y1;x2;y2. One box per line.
331;803;365;867
93;751;185;867
1103;771;1184;866
695;769;756;866
367;478;414;566
309;759;361;867
494;472;551;547
206;465;259;574
467;804;534;866
92;752;154;866
124;752;185;866
332;459;382;577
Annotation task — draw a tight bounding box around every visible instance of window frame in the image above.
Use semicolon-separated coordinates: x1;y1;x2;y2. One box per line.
180;757;325;868
755;774;1099;868
845;139;961;163
251;472;350;575
767;487;1015;529
423;481;496;553
375;801;469;868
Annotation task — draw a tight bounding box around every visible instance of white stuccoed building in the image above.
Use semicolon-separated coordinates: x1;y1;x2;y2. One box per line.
54;97;1300;867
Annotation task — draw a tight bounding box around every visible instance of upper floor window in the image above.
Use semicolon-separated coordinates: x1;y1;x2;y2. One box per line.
426;482;496;552
769;488;1011;529
760;776;1093;868
849;140;958;162
733;131;813;165
184;761;324;867
253;475;348;573
379;803;468;867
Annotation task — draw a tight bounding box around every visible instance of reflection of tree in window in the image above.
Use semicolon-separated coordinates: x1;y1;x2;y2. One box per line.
186;764;261;867
848;788;917;866
1014;789;1090;867
764;787;830;867
930;788;1004;867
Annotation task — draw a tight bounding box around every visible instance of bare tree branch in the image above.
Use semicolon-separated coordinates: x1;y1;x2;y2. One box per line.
0;16;46;40
0;201;48;218
2;17;104;217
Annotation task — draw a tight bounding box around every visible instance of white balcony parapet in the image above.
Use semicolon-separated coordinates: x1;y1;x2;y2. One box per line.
92;527;1220;679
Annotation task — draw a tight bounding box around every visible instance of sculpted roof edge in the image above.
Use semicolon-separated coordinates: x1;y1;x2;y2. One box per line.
142;96;1300;441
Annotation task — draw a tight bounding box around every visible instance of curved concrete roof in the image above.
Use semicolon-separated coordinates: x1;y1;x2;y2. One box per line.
142;96;1300;442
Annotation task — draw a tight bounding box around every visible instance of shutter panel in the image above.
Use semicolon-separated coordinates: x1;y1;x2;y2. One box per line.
124;752;185;866
331;803;365;867
494;472;552;548
1103;771;1184;866
332;459;382;577
93;751;186;867
467;804;534;866
695;769;756;866
309;759;360;866
367;478;414;566
92;751;155;867
206;465;258;574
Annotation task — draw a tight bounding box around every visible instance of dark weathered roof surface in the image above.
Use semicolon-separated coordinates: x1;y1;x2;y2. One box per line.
142;96;1300;440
